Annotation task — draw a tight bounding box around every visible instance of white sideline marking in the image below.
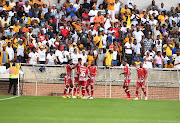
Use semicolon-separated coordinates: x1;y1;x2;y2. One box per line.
0;96;20;101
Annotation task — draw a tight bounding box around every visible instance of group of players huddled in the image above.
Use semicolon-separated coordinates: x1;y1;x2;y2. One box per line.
62;59;148;100
62;58;97;99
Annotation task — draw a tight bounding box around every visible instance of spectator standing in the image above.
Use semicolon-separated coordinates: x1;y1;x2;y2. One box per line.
67;3;77;19
105;50;113;66
153;51;163;68
163;40;173;62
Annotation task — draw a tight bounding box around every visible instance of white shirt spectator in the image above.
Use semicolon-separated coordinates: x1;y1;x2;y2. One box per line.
158;6;166;13
38;49;46;62
28;52;38;64
133;43;141;55
113;50;117;60
114;1;121;13
23;5;31;13
89;10;98;23
17;45;24;57
46;53;56;65
74;3;80;10
6;46;14;61
143;56;153;69
149;10;159;17
127;0;133;9
71;53;81;64
149;19;158;30
81;54;87;64
125;42;133;54
133;30;144;43
55;50;64;63
174;55;180;69
63;51;69;63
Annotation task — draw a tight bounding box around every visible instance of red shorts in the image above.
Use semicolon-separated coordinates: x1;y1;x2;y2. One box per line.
87;79;95;87
65;77;73;86
136;81;146;89
79;81;87;87
74;77;79;84
124;79;130;86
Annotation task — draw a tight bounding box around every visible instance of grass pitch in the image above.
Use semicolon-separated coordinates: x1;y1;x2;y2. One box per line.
0;96;180;123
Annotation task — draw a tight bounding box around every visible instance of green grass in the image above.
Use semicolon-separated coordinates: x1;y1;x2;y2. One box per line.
0;96;180;123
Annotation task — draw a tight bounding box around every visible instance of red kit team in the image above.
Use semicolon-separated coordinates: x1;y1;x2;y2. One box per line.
62;58;97;99
62;59;148;100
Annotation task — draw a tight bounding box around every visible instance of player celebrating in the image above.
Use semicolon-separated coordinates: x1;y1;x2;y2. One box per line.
78;62;91;99
120;61;131;100
86;61;97;99
62;59;73;98
72;58;82;98
134;62;148;100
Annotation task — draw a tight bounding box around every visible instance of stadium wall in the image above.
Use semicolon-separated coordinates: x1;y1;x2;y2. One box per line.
14;0;179;11
21;83;179;100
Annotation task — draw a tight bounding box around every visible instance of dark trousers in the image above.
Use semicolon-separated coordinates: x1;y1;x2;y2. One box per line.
8;78;18;95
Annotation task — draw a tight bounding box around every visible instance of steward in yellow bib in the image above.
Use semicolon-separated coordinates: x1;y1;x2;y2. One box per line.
0;63;22;95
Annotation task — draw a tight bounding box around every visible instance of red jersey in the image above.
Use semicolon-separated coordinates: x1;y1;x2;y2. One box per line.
78;66;89;81
75;63;81;78
66;64;72;78
137;68;148;80
88;66;97;78
124;65;130;79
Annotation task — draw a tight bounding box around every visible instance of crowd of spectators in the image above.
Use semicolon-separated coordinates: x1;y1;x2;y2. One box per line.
0;0;180;69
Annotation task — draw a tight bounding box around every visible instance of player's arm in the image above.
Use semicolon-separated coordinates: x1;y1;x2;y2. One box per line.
120;71;126;75
91;67;97;76
143;69;148;83
72;64;77;69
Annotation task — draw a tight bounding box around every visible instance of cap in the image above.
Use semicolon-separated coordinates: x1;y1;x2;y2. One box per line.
143;9;146;12
112;30;116;33
70;3;73;5
72;42;76;45
2;45;6;47
62;7;65;9
21;37;26;40
147;51;150;54
50;49;54;52
3;8;6;11
7;34;11;37
82;49;85;52
53;4;56;6
90;25;94;27
40;46;44;48
9;26;13;29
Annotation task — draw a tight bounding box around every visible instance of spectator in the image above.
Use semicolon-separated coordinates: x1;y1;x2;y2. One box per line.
96;48;104;66
27;47;38;64
143;34;153;52
105;50;113;66
37;45;49;64
93;11;104;31
174;49;180;69
0;45;10;64
82;0;90;10
81;50;87;64
46;49;57;65
107;0;115;19
154;51;163;68
163;40;173;62
147;0;158;10
67;3;77;19
143;51;153;69
6;42;14;61
164;59;174;68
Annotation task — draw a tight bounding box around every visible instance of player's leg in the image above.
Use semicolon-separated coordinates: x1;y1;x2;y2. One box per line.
81;81;86;99
67;79;73;98
134;81;140;100
62;77;69;98
86;79;90;98
76;81;81;98
73;78;78;97
125;86;131;99
142;83;147;100
89;84;94;99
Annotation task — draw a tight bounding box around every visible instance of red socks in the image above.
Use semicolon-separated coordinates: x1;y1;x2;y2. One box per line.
63;88;67;96
86;88;90;96
73;87;76;96
68;88;72;95
77;87;80;95
124;88;130;98
136;90;139;97
143;90;146;97
82;89;85;97
91;89;94;97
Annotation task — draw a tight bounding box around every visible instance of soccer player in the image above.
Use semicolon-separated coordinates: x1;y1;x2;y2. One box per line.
72;58;82;98
86;61;97;99
78;62;91;99
134;62;148;100
62;59;73;98
120;61;131;100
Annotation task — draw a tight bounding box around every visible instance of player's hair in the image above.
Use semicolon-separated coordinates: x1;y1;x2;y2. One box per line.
68;59;72;63
78;58;82;61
